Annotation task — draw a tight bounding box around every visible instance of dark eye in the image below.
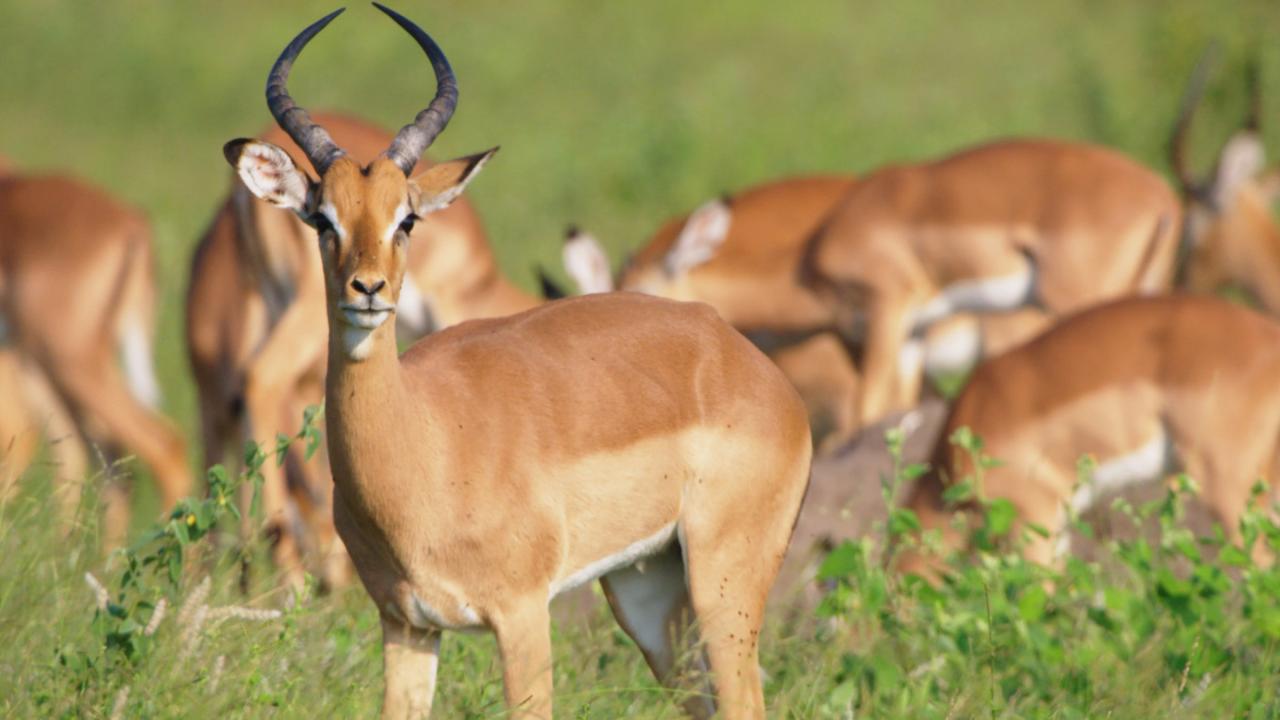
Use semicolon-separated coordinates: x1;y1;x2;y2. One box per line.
399;214;419;235
308;212;334;234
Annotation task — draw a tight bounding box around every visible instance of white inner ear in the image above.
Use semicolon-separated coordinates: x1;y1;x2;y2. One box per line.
1214;132;1266;207
412;151;496;216
235;142;310;213
665;198;731;277
563;231;614;294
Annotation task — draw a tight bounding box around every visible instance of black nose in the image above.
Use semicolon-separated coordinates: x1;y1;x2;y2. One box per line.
351;277;386;296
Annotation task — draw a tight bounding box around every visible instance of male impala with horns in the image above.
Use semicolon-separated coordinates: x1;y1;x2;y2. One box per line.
223;5;811;718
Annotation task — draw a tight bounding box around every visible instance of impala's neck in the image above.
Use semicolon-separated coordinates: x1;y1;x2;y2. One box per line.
1228;191;1280;314
324;311;412;501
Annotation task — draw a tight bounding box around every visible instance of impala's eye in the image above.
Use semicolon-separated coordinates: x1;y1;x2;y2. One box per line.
399;214;419;235
309;212;335;235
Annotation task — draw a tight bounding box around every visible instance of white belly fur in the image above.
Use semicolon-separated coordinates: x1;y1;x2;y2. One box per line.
922;319;982;376
1069;430;1172;515
910;267;1036;332
1056;430;1172;557
547;521;678;601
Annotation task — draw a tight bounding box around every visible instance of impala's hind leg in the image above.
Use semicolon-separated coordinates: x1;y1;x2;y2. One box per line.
0;349;39;501
681;536;772;720
679;461;807;719
601;543;715;719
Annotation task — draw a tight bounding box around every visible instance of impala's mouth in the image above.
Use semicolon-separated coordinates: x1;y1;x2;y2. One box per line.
339;302;394;329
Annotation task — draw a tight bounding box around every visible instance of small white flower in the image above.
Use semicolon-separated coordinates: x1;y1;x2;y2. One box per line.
109;686;129;720
84;572;109;611
143;597;167;636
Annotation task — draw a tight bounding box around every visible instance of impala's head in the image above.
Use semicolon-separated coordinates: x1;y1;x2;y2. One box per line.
224;5;495;360
1170;48;1280;301
616;197;733;297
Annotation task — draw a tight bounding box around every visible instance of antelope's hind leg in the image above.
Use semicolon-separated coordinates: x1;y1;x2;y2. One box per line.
601;542;715;719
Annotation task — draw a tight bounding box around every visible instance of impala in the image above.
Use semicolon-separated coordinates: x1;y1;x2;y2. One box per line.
800;138;1182;427
189;112;539;589
0;173;191;546
564;179;1049;450
224;7;810;718
1170;51;1280;310
895;294;1280;579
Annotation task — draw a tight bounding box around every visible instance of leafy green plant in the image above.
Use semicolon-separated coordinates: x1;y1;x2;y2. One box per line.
42;407;324;716
816;427;1280;718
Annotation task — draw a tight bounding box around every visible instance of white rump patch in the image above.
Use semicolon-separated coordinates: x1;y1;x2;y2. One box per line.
119;319;161;408
910;268;1036;332
548;522;678;601
665;198;731;277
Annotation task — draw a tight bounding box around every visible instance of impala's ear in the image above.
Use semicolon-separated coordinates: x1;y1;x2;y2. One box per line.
223;139;312;213
536;267;569;300
409;147;498;216
563;226;614;294
1212;131;1266;206
665;197;731;277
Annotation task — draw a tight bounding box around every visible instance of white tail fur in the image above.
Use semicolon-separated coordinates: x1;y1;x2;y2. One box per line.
119;318;161;408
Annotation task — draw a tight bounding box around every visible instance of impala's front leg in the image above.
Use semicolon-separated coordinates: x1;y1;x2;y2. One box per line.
858;296;916;425
493;601;554;719
381;615;442;720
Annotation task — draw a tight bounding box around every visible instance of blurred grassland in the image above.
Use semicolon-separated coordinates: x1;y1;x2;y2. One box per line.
3;3;1280;717
0;1;1274;448
2;0;1278;451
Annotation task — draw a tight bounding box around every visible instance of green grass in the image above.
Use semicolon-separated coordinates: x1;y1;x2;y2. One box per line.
3;1;1280;717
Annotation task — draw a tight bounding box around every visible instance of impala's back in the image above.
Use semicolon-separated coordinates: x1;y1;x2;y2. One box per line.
620;176;855;330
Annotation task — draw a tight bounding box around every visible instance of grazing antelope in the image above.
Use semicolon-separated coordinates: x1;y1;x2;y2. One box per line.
224;7;810;718
188;112;537;589
801;138;1182;427
1170;51;1280;310
895;294;1280;580
0;173;191;545
565;178;867;450
565;179;1048;451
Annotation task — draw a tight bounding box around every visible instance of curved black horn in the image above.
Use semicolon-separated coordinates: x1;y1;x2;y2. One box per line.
1168;42;1220;197
373;3;459;175
266;8;347;174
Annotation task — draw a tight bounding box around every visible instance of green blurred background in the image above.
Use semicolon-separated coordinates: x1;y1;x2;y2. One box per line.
0;0;1276;467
